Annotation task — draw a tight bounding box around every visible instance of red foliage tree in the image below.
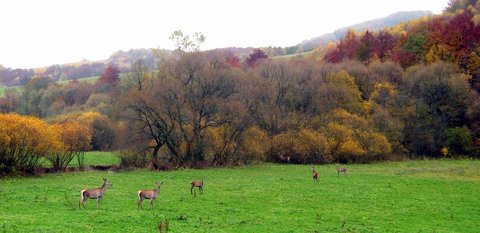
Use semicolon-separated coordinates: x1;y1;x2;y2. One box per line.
225;54;241;68
375;31;396;62
324;30;359;63
444;10;480;68
96;65;119;90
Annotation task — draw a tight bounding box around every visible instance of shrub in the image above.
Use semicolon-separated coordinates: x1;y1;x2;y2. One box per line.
0;114;62;176
119;151;148;169
445;127;473;156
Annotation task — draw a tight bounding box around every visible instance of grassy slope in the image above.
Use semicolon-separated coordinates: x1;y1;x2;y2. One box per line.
272;51;314;60
0;159;479;232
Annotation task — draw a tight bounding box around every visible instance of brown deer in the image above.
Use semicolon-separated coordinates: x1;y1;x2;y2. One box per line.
312;166;319;182
79;178;112;209
190;177;204;195
137;181;163;210
336;163;348;176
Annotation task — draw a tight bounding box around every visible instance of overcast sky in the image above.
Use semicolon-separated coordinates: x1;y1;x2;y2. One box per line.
0;0;449;69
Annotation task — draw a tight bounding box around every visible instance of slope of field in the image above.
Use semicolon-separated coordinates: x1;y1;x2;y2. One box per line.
0;160;479;232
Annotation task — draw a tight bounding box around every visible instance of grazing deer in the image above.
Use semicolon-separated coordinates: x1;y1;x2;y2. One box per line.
312;166;319;182
191;177;204;195
137;181;163;210
79;178;112;209
336;163;348;176
279;152;291;164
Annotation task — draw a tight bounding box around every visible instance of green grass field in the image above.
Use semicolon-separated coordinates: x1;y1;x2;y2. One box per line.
57;76;99;85
1;157;479;232
39;151;121;168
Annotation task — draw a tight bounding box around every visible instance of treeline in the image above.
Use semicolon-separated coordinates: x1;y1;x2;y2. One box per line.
323;0;480;92
0;62;106;87
1;50;478;173
117;51;479;168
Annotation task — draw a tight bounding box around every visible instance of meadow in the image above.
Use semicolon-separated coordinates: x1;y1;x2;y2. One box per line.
0;154;479;232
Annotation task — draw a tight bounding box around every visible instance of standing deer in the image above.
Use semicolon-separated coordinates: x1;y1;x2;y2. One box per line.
79;178;112;209
137;181;163;210
279;152;291;164
336;163;348;176
312;166;319;182
191;177;204;195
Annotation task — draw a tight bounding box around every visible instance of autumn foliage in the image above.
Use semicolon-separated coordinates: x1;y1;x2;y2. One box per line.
0;114;91;175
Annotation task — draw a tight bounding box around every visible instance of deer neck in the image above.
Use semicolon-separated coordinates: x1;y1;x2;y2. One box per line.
100;182;108;192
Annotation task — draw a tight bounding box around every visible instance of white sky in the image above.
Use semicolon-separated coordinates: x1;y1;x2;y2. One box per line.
0;0;449;69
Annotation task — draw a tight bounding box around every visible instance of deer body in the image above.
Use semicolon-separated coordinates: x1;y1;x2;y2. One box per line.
79;178;112;209
312;166;319;182
191;177;204;195
336;163;348;176
138;182;162;209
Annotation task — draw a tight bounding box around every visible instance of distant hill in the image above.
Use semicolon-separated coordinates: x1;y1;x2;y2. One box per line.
299;11;433;51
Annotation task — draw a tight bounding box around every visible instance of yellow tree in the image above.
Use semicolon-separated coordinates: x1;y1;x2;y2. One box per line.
0;114;62;175
46;122;91;171
239;126;270;164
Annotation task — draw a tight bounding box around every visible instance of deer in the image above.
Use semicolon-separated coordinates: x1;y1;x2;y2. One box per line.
190;177;204;195
137;181;163;210
79;178;112;209
336;163;348;176
279;152;291;164
312;166;319;182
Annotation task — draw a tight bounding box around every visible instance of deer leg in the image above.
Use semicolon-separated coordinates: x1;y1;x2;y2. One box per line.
96;198;100;209
200;186;203;193
138;197;144;210
80;198;86;209
79;192;85;209
149;199;154;210
191;186;194;195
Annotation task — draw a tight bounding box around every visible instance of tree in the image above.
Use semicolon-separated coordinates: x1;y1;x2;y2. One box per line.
324;30;359;63
404;62;475;155
119;49;238;168
0;114;62;175
315;71;364;115
246;49;268;68
375;30;396;61
46;122;91;171
445;127;473;155
238;126;270;164
356;31;377;64
125;59;154;91
96;65;120;92
169;30;206;52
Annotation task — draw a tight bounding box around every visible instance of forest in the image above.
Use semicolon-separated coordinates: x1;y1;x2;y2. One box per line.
0;0;479;176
